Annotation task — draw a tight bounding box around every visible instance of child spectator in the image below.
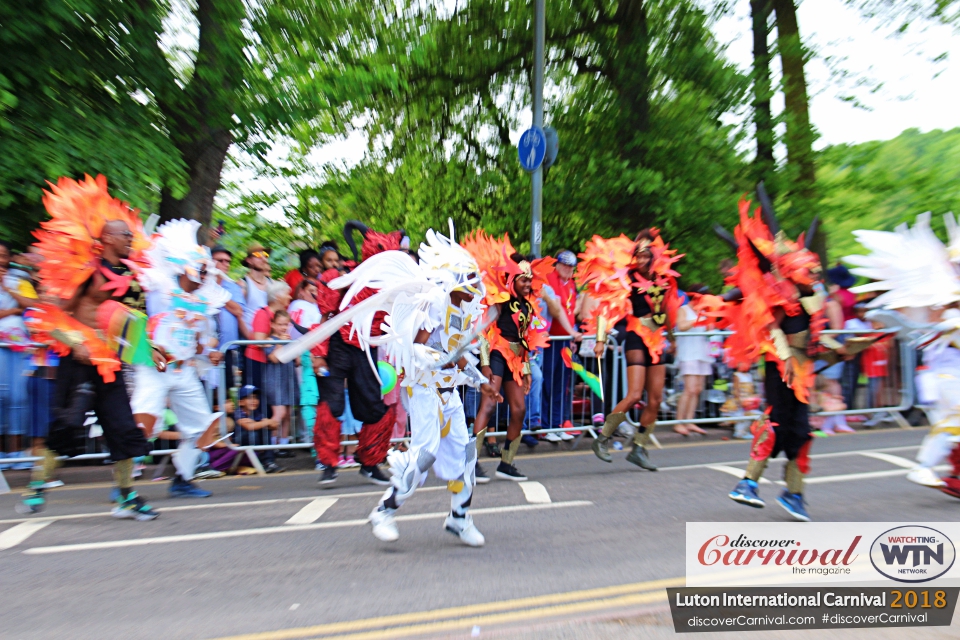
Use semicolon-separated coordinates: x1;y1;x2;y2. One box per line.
234;385;281;473
338;387;361;467
817;377;854;435
264;309;299;456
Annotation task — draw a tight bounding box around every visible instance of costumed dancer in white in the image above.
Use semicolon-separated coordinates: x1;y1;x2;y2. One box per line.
845;212;960;495
131;220;230;498
275;222;499;546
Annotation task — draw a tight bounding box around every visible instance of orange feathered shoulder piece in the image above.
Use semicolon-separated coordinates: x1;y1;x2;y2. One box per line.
32;175;150;300
576;231;683;337
461;230;553;383
692;197;824;403
460;230;554;305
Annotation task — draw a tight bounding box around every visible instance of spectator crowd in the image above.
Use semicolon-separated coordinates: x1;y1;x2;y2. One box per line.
0;237;903;473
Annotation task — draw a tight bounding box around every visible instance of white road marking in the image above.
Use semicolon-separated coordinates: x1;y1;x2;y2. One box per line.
858;451;917;469
0;486;448;526
284;498;337;525
658;445;921;473
803;466;949;485
518;481;551;504
23;501;593;555
707;465;772;484
0;521;52;550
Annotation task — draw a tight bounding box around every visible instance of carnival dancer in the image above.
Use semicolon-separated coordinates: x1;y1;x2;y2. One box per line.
581;229;683;471
311;220;408;486
19;175;160;519
699;186;825;521
130;219;230;499
843;212;960;496
273;223;498;544
461;233;553;482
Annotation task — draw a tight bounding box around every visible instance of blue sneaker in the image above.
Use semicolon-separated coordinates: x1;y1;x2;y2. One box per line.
729;479;765;508
109;487;122;503
521;434;539;448
169;478;212;499
776;490;811;522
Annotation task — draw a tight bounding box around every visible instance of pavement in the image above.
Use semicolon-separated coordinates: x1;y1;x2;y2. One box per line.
1;426;959;639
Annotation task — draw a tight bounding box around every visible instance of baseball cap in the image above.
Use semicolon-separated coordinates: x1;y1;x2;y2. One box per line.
238;385;259;399
556;250;577;267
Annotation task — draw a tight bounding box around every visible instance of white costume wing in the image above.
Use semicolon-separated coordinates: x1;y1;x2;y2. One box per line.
275;251;437;367
844;213;960;309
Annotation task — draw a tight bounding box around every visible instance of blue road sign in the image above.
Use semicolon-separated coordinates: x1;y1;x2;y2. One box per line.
518;126;546;172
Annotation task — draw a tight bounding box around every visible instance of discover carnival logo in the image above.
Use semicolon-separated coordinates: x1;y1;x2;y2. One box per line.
698;534;862;569
870;526;956;583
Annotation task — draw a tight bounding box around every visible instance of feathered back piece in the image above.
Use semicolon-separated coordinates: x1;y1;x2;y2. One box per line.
342;220;405;264
576;231;682;337
696;197;825;402
32;175;150;299
844;212;960;310
460;230;554;305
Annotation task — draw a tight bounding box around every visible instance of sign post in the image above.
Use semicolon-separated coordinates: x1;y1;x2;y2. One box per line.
531;0;545;257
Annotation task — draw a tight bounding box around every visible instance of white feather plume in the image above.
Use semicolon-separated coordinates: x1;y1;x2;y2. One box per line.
844;212;960;310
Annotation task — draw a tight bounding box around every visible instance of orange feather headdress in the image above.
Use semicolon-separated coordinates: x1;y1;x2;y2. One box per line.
32;175;150;300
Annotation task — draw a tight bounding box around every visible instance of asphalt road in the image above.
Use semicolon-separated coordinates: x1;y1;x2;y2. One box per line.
1;427;959;640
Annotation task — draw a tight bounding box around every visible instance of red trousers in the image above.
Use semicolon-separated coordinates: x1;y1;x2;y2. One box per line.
313;401;395;468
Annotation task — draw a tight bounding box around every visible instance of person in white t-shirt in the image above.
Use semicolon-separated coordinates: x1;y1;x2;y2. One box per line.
674;291;713;436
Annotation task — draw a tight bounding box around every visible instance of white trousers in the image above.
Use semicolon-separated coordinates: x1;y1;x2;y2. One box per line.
383;385;476;515
131;365;220;480
408;385;470;481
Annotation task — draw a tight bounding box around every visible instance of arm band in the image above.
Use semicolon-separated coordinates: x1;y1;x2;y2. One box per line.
478;335;491;367
769;328;794;362
596;316;608;345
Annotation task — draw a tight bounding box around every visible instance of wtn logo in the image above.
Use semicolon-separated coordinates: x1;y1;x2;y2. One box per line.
871;526;956;583
880;543;944;567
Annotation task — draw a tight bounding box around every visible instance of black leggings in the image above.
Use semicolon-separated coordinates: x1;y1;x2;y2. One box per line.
47;352;149;460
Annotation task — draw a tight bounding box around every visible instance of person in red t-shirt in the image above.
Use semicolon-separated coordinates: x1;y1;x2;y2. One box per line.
540;250;583;440
862;332;890;406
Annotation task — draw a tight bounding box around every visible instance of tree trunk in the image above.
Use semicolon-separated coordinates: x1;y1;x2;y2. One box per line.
612;0;651;224
157;0;244;239
773;0;816;208
751;0;776;191
158;131;232;230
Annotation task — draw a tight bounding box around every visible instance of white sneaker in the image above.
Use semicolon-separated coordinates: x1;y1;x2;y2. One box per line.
906;467;946;488
369;506;399;542
543;432;561;442
444;513;485;547
558;431;574;441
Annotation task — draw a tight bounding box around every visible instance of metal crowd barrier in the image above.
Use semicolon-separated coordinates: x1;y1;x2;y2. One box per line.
0;326;923;474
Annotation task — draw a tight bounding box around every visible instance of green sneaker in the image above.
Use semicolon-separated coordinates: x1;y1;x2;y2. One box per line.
626;443;657;471
16;481;46;515
111;491;159;521
592;436;613;463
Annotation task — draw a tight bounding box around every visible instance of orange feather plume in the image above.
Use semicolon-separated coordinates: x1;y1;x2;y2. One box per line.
576;232;682;360
32;175;150;300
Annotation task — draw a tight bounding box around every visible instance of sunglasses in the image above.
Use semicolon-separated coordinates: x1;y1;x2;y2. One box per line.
251;251;269;259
